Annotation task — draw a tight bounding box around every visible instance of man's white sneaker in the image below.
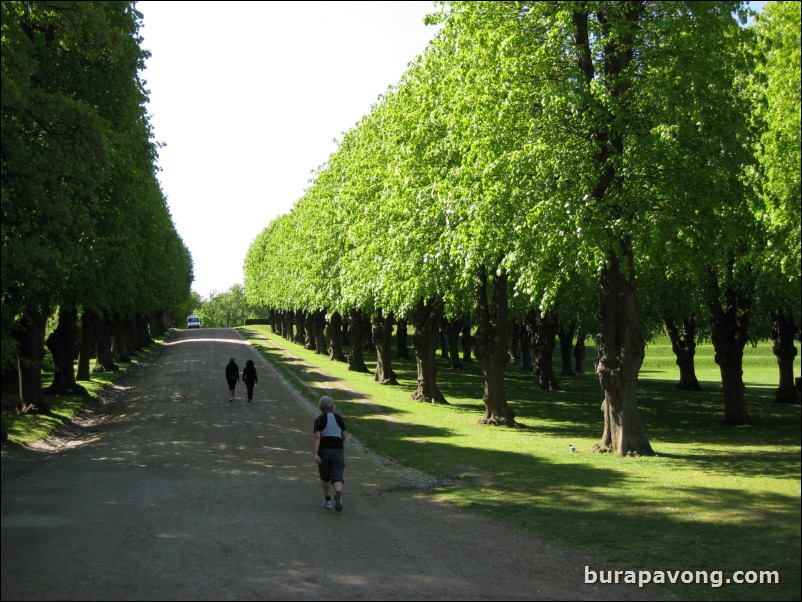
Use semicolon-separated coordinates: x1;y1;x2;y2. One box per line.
322;500;333;510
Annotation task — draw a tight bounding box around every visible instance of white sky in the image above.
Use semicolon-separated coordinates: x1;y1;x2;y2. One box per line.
137;1;441;298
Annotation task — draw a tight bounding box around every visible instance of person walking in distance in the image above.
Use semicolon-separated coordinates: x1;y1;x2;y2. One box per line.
225;357;239;401
313;396;348;512
242;359;258;402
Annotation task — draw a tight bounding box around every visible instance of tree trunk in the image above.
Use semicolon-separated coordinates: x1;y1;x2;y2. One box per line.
527;309;560;390
574;330;586;373
411;298;447;403
474;268;516;426
77;311;95;381
461;325;473;362
326;311;346;362
347;309;370;373
294;310;307;346
45;304;87;396
308;310;327;355
396;318;410;359
593;248;653;456
134;313;152;349
707;271;752;425
373;310;398;385
14;306;51;414
558;322;576;377
520;321;533;371
770;310;800;404
445;317;464;370
112;317;134;363
664;316;703;391
93;313;119;372
511;320;523;367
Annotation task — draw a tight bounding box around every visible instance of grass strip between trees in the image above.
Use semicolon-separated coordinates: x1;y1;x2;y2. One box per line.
241;325;800;602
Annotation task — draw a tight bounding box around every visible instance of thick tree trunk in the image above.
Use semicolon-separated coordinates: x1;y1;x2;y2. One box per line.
347;309;370;373
664;316;703;391
93;313;119;373
574;330;586;373
461;325;473;362
77;311;95;381
396;319;410;359
593;249;653;456
770;310;800;404
411;298;447;403
445;317;464;370
373;310;398;385
45;304;87;396
558;322;576;377
282;311;294;342
307;310;327;355
148;311;164;339
14;306;51;414
475;268;516;426
113;318;134;363
134;313;152;349
395;320;409;359
527;309;560;391
294;310;307;346
707;271;752;425
326;312;346;362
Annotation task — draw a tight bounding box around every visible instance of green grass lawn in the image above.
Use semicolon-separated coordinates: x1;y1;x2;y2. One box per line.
241;326;801;602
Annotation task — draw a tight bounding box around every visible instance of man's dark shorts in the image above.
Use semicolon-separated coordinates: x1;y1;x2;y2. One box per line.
317;448;345;483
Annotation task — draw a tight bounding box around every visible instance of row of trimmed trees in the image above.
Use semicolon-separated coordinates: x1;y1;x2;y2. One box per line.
244;1;800;455
1;2;193;415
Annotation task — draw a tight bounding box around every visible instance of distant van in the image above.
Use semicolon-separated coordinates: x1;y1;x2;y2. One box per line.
187;315;201;329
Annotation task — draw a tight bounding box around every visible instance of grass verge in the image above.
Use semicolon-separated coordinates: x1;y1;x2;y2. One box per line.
241;325;800;602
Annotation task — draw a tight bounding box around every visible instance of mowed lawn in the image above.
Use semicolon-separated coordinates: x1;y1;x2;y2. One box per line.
242;326;801;602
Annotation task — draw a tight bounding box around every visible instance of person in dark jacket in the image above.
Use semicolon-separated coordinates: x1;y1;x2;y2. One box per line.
242;359;258;402
225;357;239;401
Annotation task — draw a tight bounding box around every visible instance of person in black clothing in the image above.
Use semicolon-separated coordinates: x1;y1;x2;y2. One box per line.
242;359;258;402
225;357;239;401
313;396;348;512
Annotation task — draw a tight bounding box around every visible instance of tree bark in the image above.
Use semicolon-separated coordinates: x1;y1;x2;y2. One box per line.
347;309;370;373
558;322;576;377
93;313;118;373
461;324;473;362
411;298;447;403
373;310;398;385
13;305;51;414
474;268;516;426
45;304;87;396
294;310;307;346
574;330;586;373
396;318;411;359
310;310;327;355
444;316;464;370
326;311;346;362
707;270;752;425
664;316;703;391
526;309;560;391
593;248;653;456
770;310;800;404
77;311;95;381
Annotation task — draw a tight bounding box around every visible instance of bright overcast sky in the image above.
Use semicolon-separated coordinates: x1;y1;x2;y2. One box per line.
137;1;441;297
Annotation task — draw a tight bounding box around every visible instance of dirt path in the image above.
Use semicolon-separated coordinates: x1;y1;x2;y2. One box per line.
1;328;670;601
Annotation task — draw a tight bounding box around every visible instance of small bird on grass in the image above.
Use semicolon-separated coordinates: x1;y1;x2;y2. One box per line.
568;444;577;453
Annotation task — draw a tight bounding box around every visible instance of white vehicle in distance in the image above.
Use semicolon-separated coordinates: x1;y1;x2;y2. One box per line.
187;315;201;329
